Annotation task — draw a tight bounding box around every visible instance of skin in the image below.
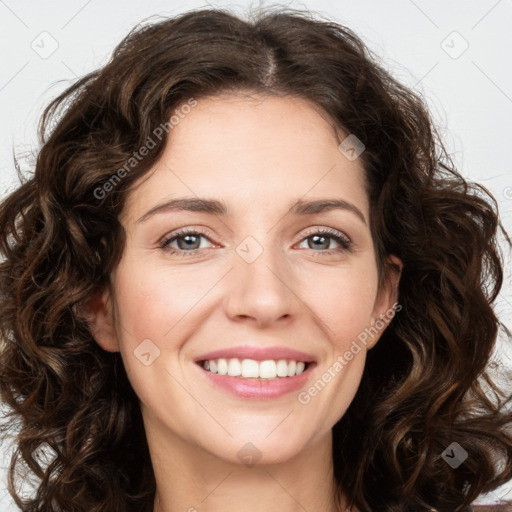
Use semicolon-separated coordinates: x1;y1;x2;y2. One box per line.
86;92;402;512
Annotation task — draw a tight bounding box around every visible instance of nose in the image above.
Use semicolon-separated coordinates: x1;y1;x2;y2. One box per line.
222;241;299;328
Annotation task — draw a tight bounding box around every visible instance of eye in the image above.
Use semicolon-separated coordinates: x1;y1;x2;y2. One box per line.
160;228;215;256
297;228;353;254
159;227;353;257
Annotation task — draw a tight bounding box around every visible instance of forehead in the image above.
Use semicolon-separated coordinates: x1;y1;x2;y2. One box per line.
166;93;348;162
121;93;369;224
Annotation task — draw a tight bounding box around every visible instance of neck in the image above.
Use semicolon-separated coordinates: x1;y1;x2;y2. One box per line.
146;413;349;512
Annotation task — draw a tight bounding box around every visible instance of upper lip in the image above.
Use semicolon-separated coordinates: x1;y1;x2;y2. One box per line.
195;346;316;363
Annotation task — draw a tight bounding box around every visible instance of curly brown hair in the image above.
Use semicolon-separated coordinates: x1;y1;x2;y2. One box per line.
1;6;511;512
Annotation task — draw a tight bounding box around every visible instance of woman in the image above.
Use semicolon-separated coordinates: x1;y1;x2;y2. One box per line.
0;6;511;512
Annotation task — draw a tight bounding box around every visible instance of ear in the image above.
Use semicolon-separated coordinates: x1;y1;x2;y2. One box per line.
366;254;403;349
75;287;119;352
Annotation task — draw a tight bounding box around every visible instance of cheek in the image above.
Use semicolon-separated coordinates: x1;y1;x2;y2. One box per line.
111;259;207;343
108;262;183;387
109;258;227;403
299;260;379;346
110;283;189;420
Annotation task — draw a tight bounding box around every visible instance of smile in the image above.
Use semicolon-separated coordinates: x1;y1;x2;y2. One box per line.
195;358;316;400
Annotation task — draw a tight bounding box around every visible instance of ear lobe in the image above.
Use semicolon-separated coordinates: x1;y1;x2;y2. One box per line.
76;287;119;352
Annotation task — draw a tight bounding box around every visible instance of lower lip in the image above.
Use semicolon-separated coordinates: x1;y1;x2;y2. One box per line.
196;363;315;399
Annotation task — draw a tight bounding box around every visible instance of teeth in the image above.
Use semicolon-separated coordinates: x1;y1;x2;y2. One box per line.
241;359;259;378
227;358;241;377
201;358;309;379
276;360;288;377
217;358;228;375
260;360;276;379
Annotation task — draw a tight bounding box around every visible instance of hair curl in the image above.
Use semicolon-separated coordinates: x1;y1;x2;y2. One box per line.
1;6;511;512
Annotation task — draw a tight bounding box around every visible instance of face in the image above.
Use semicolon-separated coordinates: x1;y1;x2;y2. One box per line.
89;92;401;466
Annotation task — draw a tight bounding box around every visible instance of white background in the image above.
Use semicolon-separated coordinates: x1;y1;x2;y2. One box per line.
0;0;511;509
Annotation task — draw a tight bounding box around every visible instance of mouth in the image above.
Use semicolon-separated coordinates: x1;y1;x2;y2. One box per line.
194;357;317;400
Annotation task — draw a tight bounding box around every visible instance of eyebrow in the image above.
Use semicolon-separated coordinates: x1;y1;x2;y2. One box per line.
137;197;367;225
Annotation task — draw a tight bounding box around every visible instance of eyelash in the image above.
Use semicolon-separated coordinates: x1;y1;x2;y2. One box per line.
159;227;353;257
